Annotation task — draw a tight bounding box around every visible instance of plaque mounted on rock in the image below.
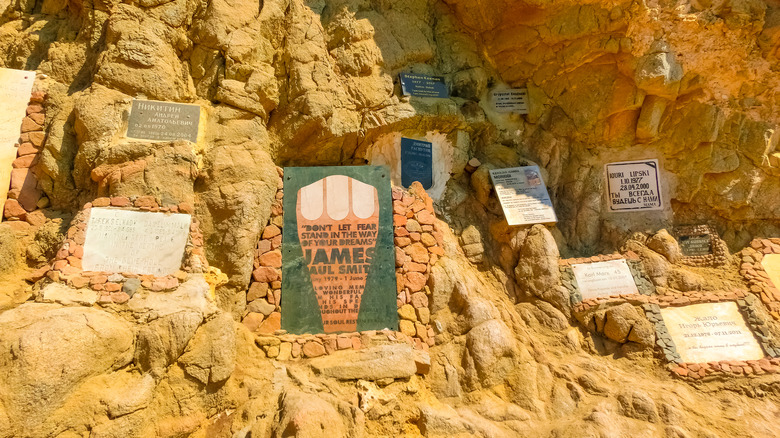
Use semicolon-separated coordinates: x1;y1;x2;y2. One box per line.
82;208;191;276
491;88;529;114
679;234;712;257
0;68;35;212
401;137;433;190
281;166;398;334
660;302;765;363
571;259;639;299
605;159;663;212
126;99;201;142
489;165;557;226
399;73;449;98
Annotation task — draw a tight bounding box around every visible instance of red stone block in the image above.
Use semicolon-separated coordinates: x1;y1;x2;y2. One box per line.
92;197;111;207
336;337;352;350
405;272;426;292
3;199;26;219
12;155;36;168
110;197;130;207
259;250;282;268
134;196;157;208
393;214;407;227
105;282;121;292
253;267;280;283
30;91;45;103
262;224;281;239
28;131;45;147
257;312;281;335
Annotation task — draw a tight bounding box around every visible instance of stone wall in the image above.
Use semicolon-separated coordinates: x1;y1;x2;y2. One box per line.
740;237;780;320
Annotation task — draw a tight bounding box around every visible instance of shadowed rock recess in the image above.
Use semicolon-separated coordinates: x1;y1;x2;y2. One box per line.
2;0;780;437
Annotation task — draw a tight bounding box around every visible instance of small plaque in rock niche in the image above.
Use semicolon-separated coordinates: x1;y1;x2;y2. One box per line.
0;68;35;211
571;259;639;299
761;254;780;291
282;166;398;335
399;73;449;98
489;166;557;226
605;159;663;212
401;137;433;189
661;302;765;363
491;88;529;114
82;208;191;276
679;234;712;257
126;99;201;142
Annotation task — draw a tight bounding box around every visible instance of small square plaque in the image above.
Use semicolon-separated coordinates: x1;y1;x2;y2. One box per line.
82;208;191;276
489;166;557;226
126;99;201;142
660;302;765;363
679;234;712;257
399;73;449;98
401;137;432;189
491;88;528;114
605;159;663;212
571;259;639;299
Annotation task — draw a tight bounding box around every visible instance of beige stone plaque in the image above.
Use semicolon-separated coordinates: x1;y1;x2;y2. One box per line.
82;208;191;276
572;259;639;299
0;68;35;212
761;254;780;291
661;302;764;363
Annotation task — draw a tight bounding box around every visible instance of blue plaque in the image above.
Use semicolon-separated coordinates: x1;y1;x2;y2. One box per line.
401;137;433;189
399;73;449;98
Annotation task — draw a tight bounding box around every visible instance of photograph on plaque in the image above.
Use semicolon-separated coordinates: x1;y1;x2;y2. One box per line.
491;88;529;114
489;165;557;226
605;159;663;212
82;208;191;276
0;68;35;213
399;72;449;98
281;166;398;335
126;99;201;142
401;137;433;189
660;302;765;363
571;259;639;300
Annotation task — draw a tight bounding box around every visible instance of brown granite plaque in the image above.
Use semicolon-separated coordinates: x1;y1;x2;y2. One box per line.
126;99;201;142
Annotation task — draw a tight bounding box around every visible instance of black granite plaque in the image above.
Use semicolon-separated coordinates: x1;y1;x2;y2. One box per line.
126;99;201;142
679;234;712;256
401;137;433;189
399;73;449;98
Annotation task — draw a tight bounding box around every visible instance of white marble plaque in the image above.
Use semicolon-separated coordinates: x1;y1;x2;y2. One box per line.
571;259;639;299
489;166;557;226
661;302;765;363
605;159;663;212
491;88;528;114
0;68;35;211
82;208;191;276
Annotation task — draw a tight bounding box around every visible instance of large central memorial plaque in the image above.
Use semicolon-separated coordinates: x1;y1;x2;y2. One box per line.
281;166;398;334
126;99;201;142
571;259;639;299
399;73;449;98
661;302;765;363
489;165;557;226
401;137;433;189
605;159;663;212
82;208;191;276
0;68;35;212
761;254;780;291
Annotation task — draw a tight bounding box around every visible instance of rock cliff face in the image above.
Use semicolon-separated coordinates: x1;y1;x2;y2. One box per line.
1;0;780;437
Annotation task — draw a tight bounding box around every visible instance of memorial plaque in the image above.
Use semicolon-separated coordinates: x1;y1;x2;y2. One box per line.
661;302;765;363
281;166;398;334
0;68;35;211
489;166;557;226
82;208;191;276
399;73;449;98
605;159;663;212
401;137;433;189
126;99;201;142
491;88;529;114
571;259;639;299
679;234;712;257
761;254;780;291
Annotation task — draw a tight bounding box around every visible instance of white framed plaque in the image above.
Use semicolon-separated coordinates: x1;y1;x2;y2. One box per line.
660;302;765;363
0;68;35;211
82;208;191;276
571;259;639;299
491;88;528;114
489;165;557;226
605;159;663;212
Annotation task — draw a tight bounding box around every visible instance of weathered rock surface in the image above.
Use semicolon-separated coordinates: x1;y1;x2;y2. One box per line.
310;344;418;381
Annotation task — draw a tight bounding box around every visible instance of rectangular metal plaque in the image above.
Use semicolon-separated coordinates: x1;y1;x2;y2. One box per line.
126;99;201;142
661;302;765;363
605;159;663;212
491;88;529;114
679;234;712;257
82;208;191;276
401;137;433;189
489;165;557;226
399;73;449;98
281;166;398;335
571;259;639;299
0;68;35;214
